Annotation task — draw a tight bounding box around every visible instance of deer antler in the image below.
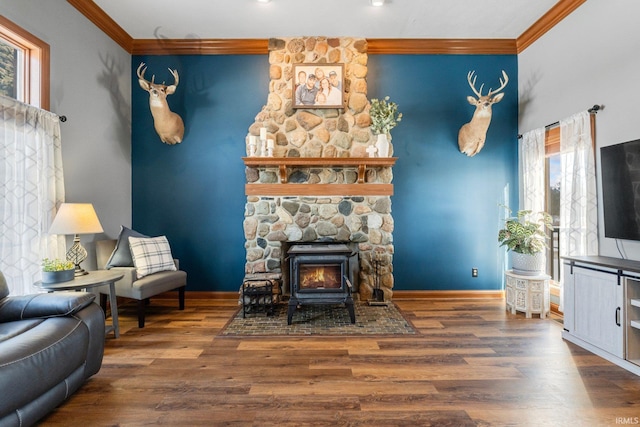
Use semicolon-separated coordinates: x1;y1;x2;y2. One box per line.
168;68;179;87
487;70;509;96
467;71;485;98
136;62;148;82
137;62;159;84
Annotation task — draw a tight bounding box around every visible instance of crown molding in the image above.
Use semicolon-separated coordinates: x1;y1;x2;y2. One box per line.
367;38;516;55
133;38;516;56
516;0;587;53
131;39;268;55
131;38;517;55
68;0;585;55
67;0;133;52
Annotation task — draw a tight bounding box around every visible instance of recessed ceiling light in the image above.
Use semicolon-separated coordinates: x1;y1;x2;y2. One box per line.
257;0;271;3
371;0;384;6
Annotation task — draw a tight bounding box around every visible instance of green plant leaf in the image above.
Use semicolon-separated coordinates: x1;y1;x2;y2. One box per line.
497;209;552;255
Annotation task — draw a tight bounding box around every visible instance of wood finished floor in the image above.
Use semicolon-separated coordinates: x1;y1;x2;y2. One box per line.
40;297;640;426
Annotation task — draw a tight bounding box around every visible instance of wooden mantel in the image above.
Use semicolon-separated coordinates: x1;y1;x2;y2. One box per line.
242;157;397;196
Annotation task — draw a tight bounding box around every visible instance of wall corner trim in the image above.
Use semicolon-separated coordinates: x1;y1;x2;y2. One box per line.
67;0;133;53
516;0;587;53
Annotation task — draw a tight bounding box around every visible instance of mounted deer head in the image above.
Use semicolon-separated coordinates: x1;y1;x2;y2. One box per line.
137;62;185;145
458;70;508;157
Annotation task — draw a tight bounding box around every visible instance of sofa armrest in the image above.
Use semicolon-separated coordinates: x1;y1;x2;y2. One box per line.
74;302;106;377
0;292;95;322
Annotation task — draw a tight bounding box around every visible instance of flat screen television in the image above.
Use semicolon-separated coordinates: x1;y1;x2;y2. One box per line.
601;139;640;241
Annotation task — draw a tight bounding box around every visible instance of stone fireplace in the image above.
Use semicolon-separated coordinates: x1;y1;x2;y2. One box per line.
242;36;394;302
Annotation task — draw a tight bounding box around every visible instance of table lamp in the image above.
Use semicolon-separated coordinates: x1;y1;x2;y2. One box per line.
49;203;104;276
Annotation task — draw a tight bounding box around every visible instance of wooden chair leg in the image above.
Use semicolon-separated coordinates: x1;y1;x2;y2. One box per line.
100;294;108;318
178;286;185;310
137;299;146;328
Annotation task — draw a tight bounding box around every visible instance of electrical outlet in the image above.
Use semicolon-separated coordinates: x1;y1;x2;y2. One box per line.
472;268;478;277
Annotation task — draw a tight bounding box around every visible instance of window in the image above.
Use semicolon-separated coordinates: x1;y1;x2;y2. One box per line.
0;39;19;99
545;151;561;282
543;119;596;284
543;127;561;282
0;15;49;109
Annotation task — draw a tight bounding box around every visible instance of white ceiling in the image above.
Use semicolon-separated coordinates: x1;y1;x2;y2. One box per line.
92;0;560;40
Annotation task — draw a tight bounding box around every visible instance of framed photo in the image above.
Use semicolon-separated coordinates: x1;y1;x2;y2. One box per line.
293;63;344;109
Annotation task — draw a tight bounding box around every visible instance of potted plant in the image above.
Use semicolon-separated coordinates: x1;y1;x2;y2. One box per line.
369;96;402;157
42;258;75;283
498;209;553;275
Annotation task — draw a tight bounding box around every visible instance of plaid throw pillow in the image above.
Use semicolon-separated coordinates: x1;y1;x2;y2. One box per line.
128;236;177;279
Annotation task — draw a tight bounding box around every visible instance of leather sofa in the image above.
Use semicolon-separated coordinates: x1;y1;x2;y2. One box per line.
0;271;105;427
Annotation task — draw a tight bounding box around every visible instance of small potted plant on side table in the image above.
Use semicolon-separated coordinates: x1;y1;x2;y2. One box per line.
498;209;553;276
42;258;75;283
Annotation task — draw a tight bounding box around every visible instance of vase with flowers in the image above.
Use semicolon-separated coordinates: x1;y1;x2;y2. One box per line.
369;96;402;157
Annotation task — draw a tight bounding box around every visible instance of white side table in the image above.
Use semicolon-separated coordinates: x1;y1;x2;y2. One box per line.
505;270;550;319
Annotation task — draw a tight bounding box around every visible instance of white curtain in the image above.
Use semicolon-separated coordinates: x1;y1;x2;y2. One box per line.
0;95;66;295
559;111;599;309
519;127;546;213
517;127;547;281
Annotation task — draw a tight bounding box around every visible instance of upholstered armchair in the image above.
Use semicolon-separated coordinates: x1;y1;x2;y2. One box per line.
96;228;186;328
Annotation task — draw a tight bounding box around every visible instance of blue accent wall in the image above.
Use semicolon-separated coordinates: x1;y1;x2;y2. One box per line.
132;54;517;292
368;55;518;290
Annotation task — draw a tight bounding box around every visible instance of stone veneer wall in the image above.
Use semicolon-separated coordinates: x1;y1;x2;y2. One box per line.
243;37;394;301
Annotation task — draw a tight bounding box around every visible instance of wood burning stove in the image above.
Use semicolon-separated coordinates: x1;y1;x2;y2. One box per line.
287;243;356;325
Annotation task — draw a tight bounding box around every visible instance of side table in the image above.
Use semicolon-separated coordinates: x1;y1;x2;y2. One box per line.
34;270;124;338
505;270;550;319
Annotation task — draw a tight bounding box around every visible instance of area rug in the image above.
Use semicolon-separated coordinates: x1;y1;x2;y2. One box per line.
219;301;417;336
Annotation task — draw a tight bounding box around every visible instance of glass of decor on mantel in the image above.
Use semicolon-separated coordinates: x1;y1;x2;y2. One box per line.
369;96;402;157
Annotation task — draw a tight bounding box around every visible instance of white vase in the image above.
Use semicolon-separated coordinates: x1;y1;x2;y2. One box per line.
375;133;390;157
511;252;545;276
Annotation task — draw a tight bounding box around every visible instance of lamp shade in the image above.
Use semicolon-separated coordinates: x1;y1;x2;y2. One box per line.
49;203;104;235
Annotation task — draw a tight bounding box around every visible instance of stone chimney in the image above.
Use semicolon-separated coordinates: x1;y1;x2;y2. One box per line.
243;37;395;302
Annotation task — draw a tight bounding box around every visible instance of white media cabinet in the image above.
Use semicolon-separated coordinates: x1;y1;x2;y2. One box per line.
562;255;640;376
